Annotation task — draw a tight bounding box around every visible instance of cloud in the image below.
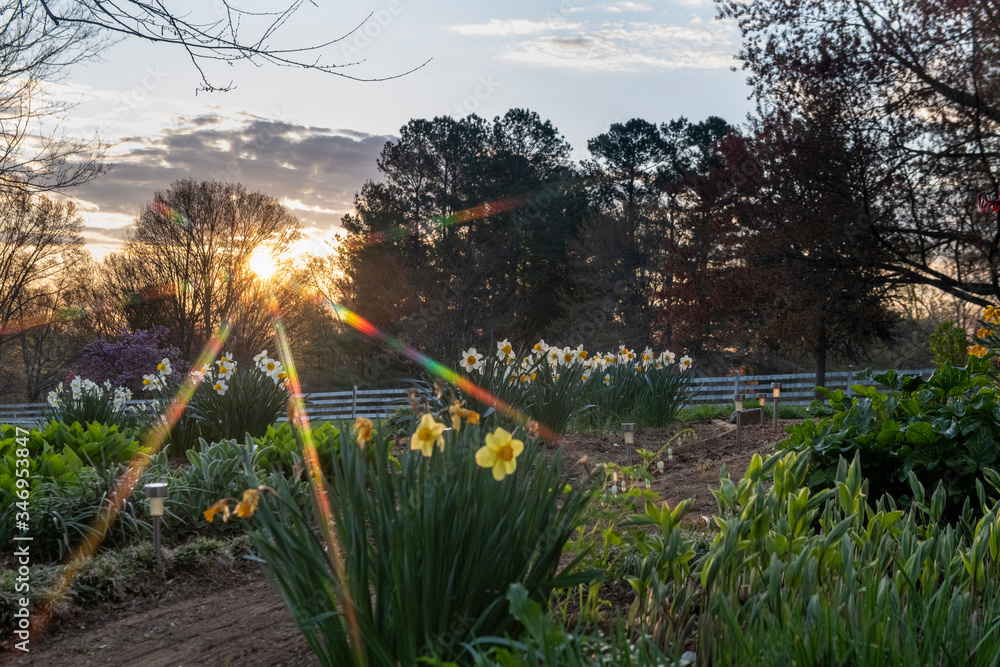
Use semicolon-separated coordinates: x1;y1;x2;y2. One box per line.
71;114;391;258
600;2;654;12
448;18;582;36
500;21;736;72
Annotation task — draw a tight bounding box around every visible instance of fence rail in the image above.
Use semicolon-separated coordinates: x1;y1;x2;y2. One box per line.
690;368;938;406
0;386;412;427
0;369;941;426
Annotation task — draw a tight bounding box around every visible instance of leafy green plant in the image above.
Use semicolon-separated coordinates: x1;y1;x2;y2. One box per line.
250;420;599;666
251;421;341;477
43;378;141;431
187;363;289;444
930;320;970;366
776;359;1000;519
694;449;1000;665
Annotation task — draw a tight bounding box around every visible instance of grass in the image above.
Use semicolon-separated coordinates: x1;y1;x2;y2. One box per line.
676;403;810;422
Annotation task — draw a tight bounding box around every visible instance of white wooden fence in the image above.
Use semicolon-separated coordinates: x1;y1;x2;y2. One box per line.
690;368;938;406
0;369;941;426
0;387;411;427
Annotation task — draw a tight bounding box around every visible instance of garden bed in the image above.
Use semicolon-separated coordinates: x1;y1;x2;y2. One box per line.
2;420;799;664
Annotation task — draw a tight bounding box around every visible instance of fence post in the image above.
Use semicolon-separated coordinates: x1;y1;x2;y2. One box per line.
352;386;358;419
734;370;740;404
847;365;854;399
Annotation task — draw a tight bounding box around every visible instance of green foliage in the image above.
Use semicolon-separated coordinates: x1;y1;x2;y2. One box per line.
452;584;684;667
930;320;969;366
250;422;599;666
43;381;141;432
251;421;341;477
187;365;289;444
0;422;147;552
693;450;1000;665
581;364;695;430
776;359;1000;519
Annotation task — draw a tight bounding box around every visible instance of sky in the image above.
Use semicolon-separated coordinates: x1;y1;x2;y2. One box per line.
53;0;755;259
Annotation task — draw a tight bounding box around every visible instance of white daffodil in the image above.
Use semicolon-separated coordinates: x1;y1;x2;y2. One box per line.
262;358;281;377
254;350;268;368
213;379;229;395
560;346;578;367
575;344;589;361
141;374;158;391
547;348;561;366
496;338;515;362
157;358;172;376
47;390;60;407
70;376;82;399
641;347;654;366
532;339;549;356
604;373;611;386
103;380;112;391
460;347;484;372
679;355;693;369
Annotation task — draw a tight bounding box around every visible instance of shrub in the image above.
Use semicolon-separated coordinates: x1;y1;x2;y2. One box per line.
75;326;182;393
775;360;1000;519
250;418;598;666
930;320;969;366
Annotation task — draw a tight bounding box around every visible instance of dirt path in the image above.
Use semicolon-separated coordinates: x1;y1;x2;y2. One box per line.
2;566;317;667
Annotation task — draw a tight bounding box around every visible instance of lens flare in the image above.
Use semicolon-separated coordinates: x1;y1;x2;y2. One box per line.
32;326;231;634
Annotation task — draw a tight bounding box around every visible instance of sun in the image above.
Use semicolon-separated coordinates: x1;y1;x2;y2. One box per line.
248;246;278;281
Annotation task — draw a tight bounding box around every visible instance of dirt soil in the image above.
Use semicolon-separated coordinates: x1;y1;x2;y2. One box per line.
2;419;795;666
1;562;317;667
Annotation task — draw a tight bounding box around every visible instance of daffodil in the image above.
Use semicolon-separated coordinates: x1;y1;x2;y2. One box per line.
560;346;578;366
575;344;588;360
679;355;693;369
410;413;446;456
254;350;268;368
213;379;229;395
986;306;999;323
157;358;172;376
460;347;484;372
354;417;374;447
604;373;611;386
141;374;157;391
448;401;480;432
234;489;260;518
496;338;515;362
970;344;989;358
204;498;231;523
47;390;60;407
547;348;561;365
977;328;992;339
533;339;549;355
475;427;524;481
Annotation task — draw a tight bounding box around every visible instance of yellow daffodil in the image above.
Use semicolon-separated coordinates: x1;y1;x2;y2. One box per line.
970;344;989;358
986;306;999;323
475;427;524;481
204;498;231;523
978;328;992;339
234;489;260;518
448;401;480;432
411;413;446;456
354;417;374;447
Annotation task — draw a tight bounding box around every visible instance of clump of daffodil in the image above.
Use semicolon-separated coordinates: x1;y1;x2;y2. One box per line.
970;344;990;358
986;305;999;323
475;427;524;481
411;413;446;456
204;487;267;523
354;416;374;448
448;401;480;432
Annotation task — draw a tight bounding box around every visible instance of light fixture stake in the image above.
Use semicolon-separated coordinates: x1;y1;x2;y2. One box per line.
622;423;635;467
145;482;168;579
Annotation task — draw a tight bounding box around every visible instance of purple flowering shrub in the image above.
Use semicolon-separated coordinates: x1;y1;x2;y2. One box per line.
76;327;185;393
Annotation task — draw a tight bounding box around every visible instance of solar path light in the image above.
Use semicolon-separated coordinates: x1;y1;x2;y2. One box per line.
735;395;743;448
772;383;782;430
145;482;168;578
622;423;635;466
